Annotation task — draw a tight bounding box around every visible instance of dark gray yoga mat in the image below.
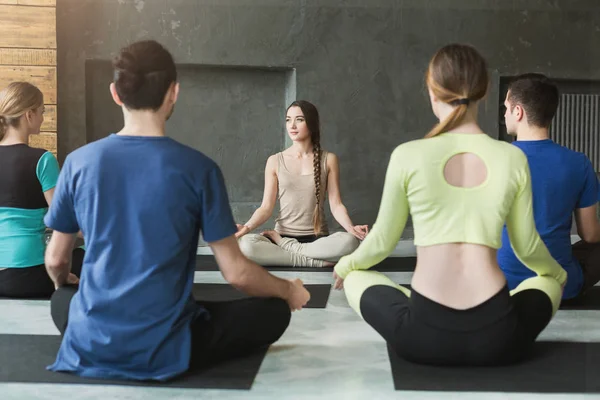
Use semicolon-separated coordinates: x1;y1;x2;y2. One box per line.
195;255;417;272
0;284;332;308
0;334;267;390
193;283;331;308
560;286;600;310
0;284;331;309
388;341;600;393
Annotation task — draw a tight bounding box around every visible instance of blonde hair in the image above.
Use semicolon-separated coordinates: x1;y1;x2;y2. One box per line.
425;44;489;138
0;82;44;140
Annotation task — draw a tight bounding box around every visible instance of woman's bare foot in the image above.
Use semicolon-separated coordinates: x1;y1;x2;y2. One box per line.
261;230;283;245
323;261;335;267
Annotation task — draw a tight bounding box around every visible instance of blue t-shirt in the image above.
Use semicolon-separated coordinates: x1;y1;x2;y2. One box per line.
44;134;237;381
498;139;600;299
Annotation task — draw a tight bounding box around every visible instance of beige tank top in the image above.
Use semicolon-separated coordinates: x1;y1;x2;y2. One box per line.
274;150;329;236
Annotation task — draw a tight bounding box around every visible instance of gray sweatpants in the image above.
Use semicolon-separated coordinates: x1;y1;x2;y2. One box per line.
238;232;360;268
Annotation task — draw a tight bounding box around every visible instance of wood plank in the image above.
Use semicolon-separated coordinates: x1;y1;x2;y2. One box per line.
41;104;55;131
0;5;56;49
0;66;56;103
0;48;56;66
0;0;55;5
28;132;56;153
18;0;56;5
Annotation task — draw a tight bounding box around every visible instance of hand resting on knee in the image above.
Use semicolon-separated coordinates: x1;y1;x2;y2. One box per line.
210;235;311;311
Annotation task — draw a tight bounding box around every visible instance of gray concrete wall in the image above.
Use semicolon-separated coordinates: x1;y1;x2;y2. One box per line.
57;0;600;235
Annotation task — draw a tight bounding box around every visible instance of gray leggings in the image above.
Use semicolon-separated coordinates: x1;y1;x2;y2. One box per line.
238;232;360;268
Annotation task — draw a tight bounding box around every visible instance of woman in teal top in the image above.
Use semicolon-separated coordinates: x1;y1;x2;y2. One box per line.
333;44;566;366
0;82;83;298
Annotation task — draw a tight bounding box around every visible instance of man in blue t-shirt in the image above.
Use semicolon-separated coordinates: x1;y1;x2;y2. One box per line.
43;40;310;382
498;73;600;304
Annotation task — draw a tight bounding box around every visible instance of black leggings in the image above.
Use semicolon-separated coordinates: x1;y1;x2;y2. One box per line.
0;248;85;298
51;285;291;372
342;269;560;367
359;284;553;366
281;234;320;243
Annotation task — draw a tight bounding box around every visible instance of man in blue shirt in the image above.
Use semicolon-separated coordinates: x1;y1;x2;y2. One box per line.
498;73;600;304
44;40;310;381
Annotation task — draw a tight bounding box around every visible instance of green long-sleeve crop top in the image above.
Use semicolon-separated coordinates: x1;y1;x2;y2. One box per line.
334;133;567;286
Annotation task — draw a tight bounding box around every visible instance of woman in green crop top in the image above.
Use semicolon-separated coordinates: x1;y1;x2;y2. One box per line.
333;44;566;366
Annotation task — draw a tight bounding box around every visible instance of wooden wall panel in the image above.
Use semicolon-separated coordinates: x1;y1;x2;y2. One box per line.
0;0;56;4
0;49;56;66
29;132;56;153
18;0;56;5
0;5;55;49
0;66;56;103
0;0;57;4
0;1;56;153
41;105;56;131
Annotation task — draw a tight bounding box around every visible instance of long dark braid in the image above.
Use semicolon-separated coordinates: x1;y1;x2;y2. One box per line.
312;137;323;236
287;100;324;236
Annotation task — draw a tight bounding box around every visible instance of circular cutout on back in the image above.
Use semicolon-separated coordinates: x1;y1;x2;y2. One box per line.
443;153;487;188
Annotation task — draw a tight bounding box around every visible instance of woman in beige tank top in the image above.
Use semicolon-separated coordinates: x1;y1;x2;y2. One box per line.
235;101;368;267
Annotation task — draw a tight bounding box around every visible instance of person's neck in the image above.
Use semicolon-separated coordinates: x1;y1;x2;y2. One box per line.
437;104;484;135
0;128;29;145
516;126;549;141
290;140;314;157
118;110;166;137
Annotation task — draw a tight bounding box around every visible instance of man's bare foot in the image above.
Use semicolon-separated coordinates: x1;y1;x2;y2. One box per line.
261;230;283;245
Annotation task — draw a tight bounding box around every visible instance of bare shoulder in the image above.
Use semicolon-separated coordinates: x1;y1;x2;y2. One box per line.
266;154;279;174
325;151;339;166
